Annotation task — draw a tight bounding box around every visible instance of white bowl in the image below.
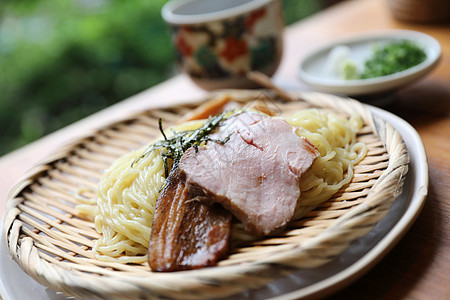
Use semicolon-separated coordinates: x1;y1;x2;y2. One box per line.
298;30;441;96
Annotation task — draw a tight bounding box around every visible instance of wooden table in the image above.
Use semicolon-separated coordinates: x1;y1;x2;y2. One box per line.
1;0;449;298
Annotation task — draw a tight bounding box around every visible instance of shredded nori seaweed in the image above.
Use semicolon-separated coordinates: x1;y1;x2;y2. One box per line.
132;111;232;177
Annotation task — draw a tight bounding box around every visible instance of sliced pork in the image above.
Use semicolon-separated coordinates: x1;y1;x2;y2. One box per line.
179;112;319;236
148;167;232;272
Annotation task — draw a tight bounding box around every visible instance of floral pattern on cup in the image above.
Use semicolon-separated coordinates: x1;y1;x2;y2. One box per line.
168;0;284;89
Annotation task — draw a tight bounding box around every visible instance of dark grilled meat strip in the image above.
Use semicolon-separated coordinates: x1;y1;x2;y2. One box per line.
148;167;232;272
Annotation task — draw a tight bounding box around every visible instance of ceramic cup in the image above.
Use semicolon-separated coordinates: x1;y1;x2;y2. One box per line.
162;0;284;90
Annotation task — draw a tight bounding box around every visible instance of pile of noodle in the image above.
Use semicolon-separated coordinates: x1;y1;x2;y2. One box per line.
77;109;367;263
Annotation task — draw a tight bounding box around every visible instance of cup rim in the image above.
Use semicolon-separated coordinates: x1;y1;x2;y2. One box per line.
161;0;274;25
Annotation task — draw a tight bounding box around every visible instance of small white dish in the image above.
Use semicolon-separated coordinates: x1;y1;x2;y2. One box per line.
298;30;441;96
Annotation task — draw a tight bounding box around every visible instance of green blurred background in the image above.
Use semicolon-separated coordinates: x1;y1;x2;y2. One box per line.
0;0;334;156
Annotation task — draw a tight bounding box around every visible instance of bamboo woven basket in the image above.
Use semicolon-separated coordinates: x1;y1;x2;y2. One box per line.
387;0;450;23
3;91;409;299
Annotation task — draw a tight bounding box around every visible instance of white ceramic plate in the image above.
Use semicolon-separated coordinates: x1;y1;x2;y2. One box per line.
0;103;428;300
298;30;441;96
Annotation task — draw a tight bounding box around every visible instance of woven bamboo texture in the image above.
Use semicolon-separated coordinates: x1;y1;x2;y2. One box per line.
3;91;409;299
387;0;450;23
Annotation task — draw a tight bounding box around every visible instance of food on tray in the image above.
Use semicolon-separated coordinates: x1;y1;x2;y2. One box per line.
149;111;319;271
79;97;367;269
148;166;232;272
178;112;319;236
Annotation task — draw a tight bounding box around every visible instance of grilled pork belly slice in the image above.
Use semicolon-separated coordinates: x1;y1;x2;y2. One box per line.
179;112;319;236
148;167;232;272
